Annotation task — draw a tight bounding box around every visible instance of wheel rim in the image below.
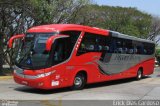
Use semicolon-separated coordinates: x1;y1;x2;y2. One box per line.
138;71;142;79
74;77;82;86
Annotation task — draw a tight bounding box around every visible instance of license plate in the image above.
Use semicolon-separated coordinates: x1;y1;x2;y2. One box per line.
22;81;28;85
51;81;59;86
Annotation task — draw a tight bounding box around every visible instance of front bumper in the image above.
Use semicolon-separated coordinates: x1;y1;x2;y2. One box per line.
14;73;51;89
13;66;64;89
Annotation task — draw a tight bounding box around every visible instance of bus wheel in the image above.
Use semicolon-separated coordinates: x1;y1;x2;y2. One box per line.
71;73;86;90
136;69;143;80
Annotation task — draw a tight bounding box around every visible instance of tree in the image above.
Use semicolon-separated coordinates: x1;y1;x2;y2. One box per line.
148;16;160;41
72;5;152;38
0;33;3;75
0;0;90;75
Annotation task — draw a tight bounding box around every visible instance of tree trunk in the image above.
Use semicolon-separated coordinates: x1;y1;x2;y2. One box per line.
0;33;4;75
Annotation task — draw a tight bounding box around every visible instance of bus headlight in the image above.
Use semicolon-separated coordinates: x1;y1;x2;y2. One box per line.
14;70;16;73
36;73;45;78
36;71;56;78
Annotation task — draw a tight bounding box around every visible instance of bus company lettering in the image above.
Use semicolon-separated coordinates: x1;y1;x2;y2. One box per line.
114;54;141;62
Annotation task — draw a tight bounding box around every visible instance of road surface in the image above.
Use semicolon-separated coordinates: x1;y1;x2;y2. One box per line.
0;68;160;106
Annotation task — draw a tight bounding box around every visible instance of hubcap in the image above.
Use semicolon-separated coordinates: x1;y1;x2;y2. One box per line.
74;77;82;86
138;71;142;79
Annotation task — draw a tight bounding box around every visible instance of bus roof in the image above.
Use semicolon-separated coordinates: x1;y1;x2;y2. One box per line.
110;30;155;44
27;24;108;35
27;24;154;44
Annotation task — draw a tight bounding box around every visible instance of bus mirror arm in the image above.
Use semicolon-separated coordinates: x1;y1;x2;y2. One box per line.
46;34;69;51
8;34;25;48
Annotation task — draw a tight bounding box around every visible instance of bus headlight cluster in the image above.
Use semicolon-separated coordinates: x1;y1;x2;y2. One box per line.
36;73;45;78
36;70;56;78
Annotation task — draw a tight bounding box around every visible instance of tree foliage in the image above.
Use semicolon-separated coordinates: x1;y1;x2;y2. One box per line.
72;5;153;38
0;0;89;74
149;16;160;41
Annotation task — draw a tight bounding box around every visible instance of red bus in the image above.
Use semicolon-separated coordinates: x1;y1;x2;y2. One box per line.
9;24;155;90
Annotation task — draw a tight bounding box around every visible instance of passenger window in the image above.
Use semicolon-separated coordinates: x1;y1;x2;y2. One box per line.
144;43;155;55
51;31;81;65
109;38;134;54
134;41;155;55
77;32;106;55
77;33;155;56
51;38;68;65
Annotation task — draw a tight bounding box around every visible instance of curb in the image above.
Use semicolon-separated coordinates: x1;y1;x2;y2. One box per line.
0;76;13;80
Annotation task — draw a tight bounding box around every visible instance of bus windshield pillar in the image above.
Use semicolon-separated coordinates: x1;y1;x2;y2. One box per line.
45;34;69;51
8;34;25;48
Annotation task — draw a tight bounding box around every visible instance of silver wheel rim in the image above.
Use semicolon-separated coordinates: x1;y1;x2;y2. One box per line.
74;77;82;86
138;71;142;79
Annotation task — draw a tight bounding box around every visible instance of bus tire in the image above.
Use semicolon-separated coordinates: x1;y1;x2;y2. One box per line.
71;73;86;90
136;68;143;80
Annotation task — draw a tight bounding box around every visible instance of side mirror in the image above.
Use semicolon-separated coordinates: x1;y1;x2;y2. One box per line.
45;34;69;51
8;34;25;48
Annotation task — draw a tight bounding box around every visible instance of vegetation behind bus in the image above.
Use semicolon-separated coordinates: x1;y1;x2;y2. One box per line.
0;0;160;75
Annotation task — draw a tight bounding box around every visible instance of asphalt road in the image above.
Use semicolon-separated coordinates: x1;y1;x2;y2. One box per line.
0;68;160;106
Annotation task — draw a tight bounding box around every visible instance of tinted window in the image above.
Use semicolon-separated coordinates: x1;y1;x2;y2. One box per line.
134;41;155;55
51;38;69;65
144;43;155;55
108;37;134;54
50;31;80;65
60;31;80;54
77;32;155;55
15;33;55;69
77;33;107;55
108;38;155;55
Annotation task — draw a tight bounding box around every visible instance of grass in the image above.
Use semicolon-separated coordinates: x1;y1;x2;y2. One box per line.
0;75;13;80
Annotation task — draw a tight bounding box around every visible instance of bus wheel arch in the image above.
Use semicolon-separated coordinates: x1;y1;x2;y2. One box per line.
71;71;87;90
136;67;143;80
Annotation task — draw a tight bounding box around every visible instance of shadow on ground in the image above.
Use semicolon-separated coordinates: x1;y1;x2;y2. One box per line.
14;76;150;95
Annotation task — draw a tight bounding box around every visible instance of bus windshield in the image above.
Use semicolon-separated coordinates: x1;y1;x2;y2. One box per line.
15;33;56;69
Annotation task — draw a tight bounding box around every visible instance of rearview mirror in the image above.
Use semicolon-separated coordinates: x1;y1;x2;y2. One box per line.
8;34;25;48
46;34;69;51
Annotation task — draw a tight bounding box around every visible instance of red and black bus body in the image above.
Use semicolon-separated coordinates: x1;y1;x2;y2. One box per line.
10;24;155;89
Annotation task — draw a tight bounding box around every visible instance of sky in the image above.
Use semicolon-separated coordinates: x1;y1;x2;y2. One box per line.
93;0;160;17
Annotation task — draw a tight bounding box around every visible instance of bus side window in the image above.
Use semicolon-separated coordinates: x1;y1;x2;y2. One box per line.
144;43;155;55
77;33;106;56
133;41;155;55
116;39;123;53
113;38;130;54
125;40;133;54
60;30;80;56
108;38;116;53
